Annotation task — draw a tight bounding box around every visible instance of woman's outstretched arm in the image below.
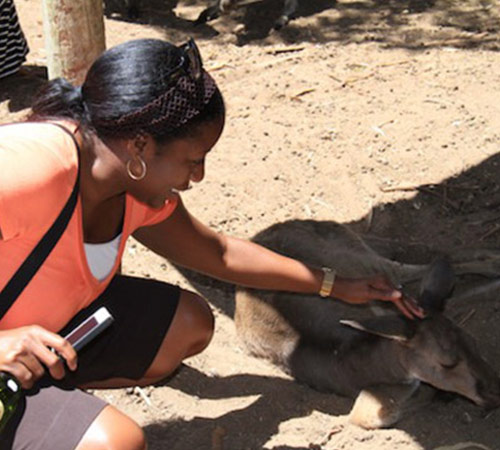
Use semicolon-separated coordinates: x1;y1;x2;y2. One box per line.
132;197;415;315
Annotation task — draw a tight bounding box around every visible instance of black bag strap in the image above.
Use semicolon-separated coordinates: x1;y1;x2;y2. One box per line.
0;123;81;320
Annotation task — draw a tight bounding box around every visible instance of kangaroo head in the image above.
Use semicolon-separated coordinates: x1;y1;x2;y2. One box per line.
405;314;500;408
342;257;500;409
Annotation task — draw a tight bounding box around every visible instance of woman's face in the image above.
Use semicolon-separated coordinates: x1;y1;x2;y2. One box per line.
130;117;224;209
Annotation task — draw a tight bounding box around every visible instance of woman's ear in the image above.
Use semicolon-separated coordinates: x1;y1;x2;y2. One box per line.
135;133;147;152
126;133;156;160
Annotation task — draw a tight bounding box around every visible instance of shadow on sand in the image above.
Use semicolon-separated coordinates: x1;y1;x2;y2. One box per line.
103;0;500;48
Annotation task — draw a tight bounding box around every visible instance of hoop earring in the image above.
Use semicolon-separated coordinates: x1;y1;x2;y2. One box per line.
126;156;147;181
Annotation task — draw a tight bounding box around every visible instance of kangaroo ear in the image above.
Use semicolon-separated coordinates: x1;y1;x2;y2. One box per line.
340;316;416;342
418;256;455;314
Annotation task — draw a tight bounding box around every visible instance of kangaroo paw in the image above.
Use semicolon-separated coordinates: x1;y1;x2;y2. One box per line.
348;382;420;429
349;389;401;429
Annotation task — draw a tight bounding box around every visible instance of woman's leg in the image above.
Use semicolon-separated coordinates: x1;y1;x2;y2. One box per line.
75;405;146;450
142;289;215;381
7;280;205;450
73;287;213;449
81;289;214;388
5;385;111;450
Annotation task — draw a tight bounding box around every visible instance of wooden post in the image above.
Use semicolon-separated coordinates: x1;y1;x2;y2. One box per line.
42;0;106;85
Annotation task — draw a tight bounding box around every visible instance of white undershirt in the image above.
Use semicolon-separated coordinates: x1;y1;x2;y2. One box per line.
83;234;122;281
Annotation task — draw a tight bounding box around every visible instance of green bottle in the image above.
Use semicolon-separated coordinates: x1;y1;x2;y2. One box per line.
0;371;21;434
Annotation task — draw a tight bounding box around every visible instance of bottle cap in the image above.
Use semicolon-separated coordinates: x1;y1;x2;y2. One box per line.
6;378;19;393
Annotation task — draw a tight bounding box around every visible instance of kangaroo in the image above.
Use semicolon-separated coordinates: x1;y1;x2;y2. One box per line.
235;219;500;428
103;0;178;20
196;0;299;30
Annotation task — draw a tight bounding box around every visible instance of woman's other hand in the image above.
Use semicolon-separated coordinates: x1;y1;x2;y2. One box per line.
330;275;424;319
0;326;77;389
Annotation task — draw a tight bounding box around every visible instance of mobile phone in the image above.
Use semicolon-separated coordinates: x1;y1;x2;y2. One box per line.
63;307;114;352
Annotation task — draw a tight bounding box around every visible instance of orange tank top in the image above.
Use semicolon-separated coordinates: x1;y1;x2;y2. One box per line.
0;122;178;331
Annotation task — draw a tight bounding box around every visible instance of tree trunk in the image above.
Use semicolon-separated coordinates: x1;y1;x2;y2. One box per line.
42;0;106;85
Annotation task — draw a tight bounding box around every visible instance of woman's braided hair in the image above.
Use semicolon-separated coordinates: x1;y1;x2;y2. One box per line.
95;72;217;137
29;39;224;144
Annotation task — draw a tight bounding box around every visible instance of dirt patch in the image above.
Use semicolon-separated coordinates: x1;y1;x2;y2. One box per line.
2;0;500;448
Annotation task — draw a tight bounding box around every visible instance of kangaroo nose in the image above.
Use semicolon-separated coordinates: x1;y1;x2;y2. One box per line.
476;378;500;409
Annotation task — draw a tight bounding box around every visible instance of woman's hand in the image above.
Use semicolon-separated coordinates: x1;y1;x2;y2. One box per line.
0;326;77;389
330;275;424;319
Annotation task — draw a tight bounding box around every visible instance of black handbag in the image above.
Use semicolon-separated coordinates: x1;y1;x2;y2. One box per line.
0;123;81;320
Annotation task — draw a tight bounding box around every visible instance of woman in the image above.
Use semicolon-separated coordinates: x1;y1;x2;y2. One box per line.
0;38;414;449
0;0;29;79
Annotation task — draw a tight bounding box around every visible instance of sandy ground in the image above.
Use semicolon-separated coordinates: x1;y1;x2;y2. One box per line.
2;0;500;449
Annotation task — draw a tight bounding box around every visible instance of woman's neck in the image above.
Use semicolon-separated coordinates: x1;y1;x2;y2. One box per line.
77;131;129;243
79;131;127;207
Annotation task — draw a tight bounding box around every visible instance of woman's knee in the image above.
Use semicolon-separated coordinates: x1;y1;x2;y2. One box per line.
143;290;214;381
177;290;215;356
76;405;146;450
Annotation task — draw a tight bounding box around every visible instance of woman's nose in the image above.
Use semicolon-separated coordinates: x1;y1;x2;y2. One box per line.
190;163;205;183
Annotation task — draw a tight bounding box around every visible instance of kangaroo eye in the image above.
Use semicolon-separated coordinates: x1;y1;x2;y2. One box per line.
441;360;459;369
438;347;459;369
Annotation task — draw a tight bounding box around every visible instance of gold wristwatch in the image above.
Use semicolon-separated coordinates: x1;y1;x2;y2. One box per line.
319;267;335;297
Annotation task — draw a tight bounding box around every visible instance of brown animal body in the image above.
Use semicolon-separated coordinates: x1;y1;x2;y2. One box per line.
235;220;500;428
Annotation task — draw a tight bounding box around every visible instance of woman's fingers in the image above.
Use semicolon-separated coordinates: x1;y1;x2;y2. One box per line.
18;352;46;380
0;326;78;388
35;330;78;372
368;277;426;319
372;281;426;319
369;286;402;301
1;359;39;389
0;345;49;389
333;276;426;319
31;342;67;380
400;295;426;319
367;277;402;302
391;297;415;319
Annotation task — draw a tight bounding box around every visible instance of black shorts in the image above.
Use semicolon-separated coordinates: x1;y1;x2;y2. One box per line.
1;275;181;450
